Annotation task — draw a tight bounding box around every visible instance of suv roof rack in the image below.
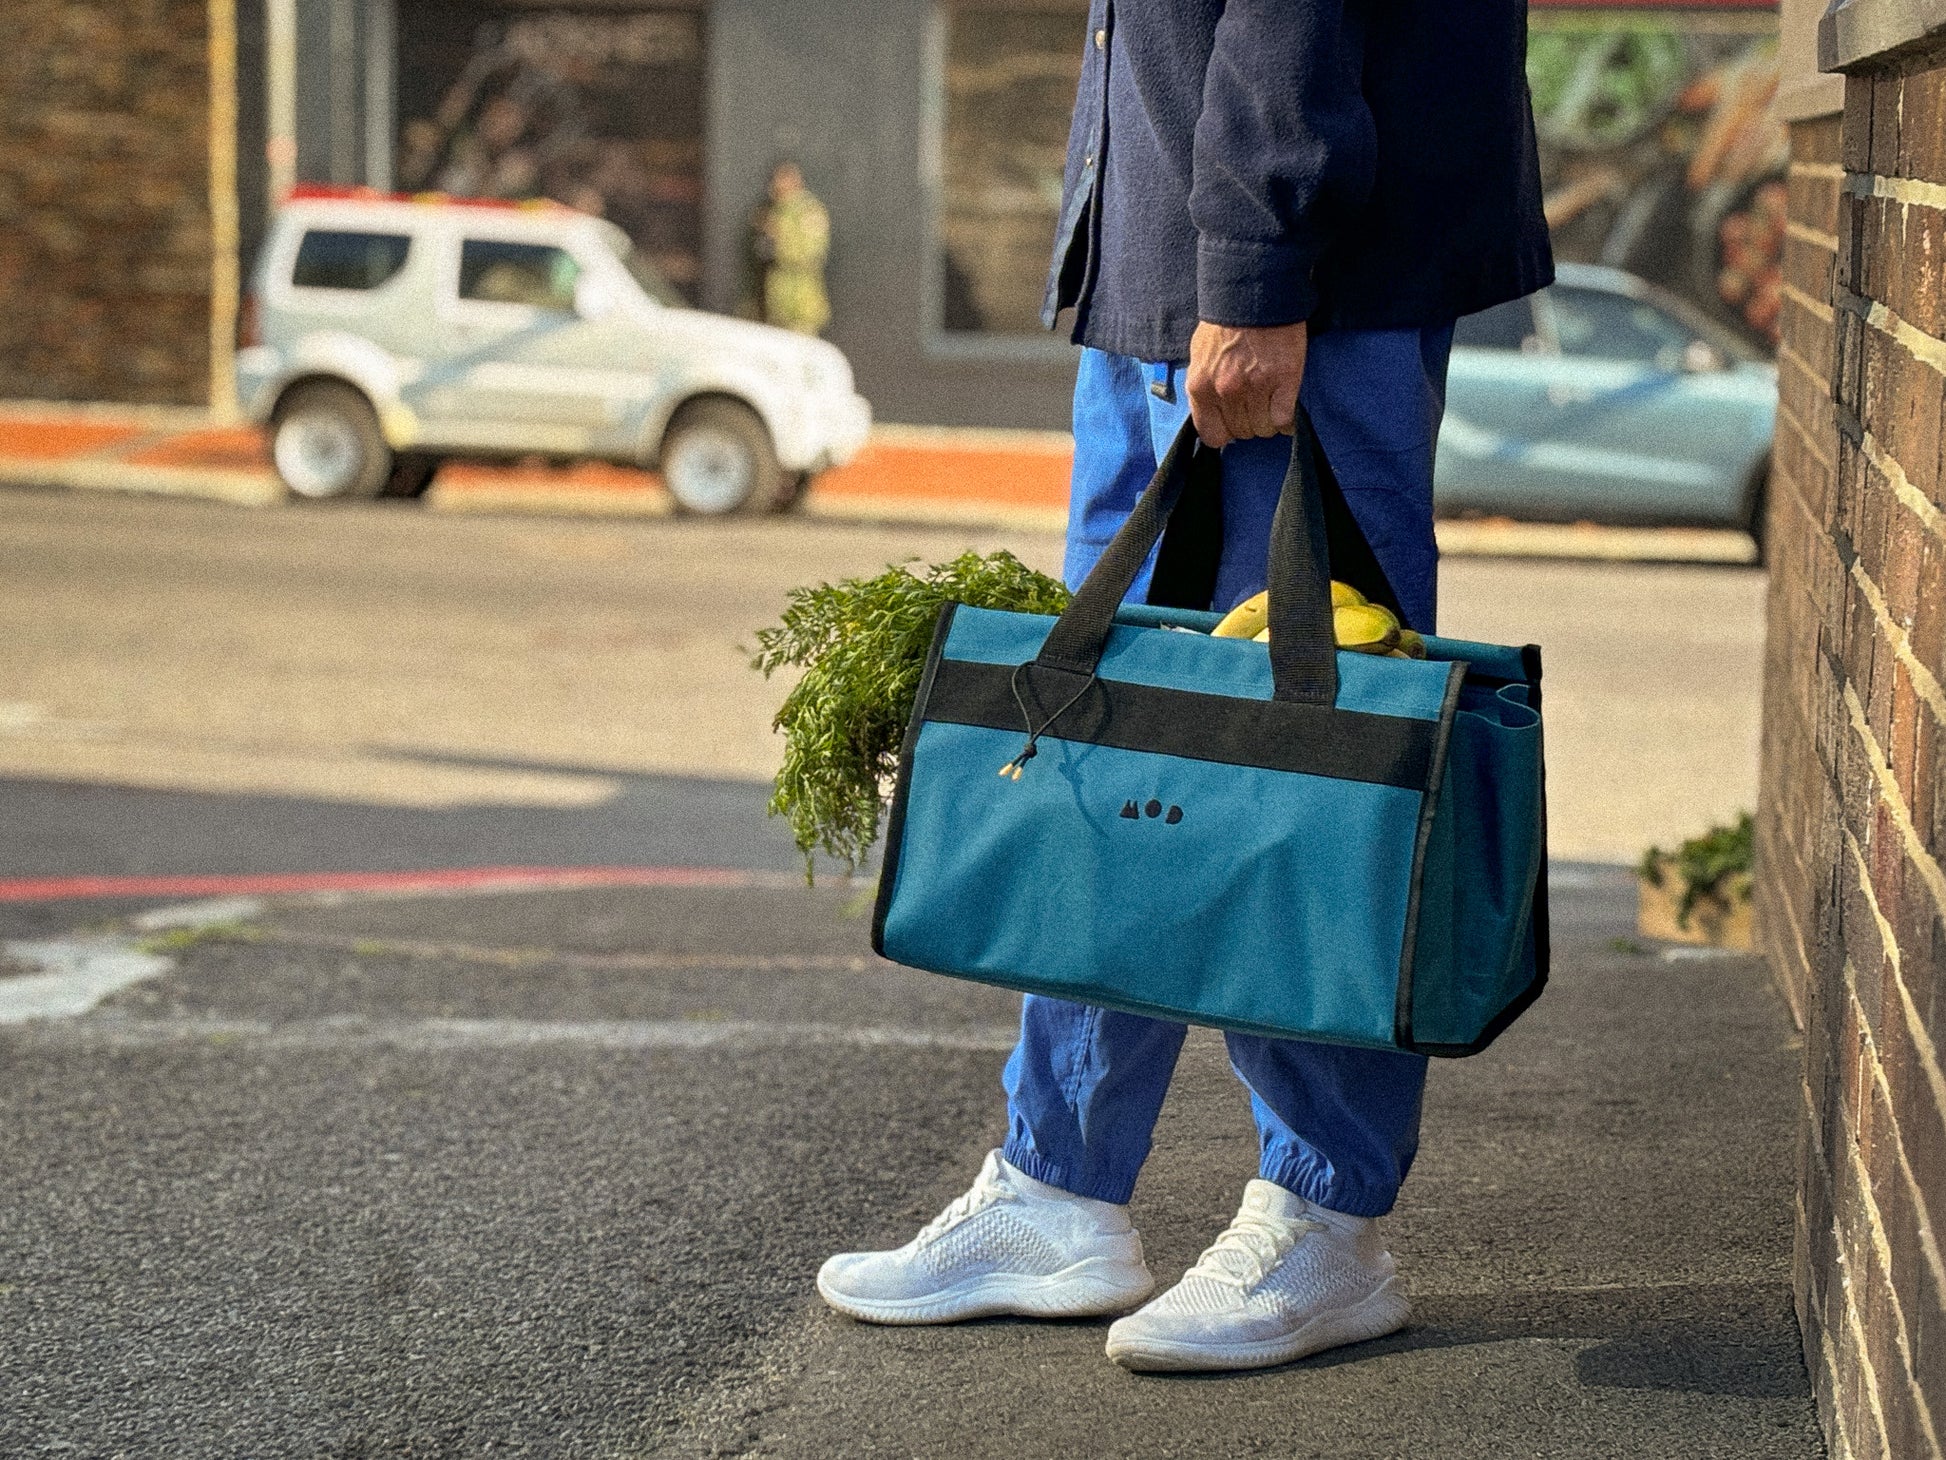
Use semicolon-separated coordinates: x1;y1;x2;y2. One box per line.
285;184;573;214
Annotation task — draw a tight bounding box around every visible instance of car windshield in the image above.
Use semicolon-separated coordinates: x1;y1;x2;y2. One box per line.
1548;283;1759;368
607;236;682;307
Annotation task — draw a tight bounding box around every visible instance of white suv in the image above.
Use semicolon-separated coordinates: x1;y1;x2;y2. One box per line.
236;187;872;514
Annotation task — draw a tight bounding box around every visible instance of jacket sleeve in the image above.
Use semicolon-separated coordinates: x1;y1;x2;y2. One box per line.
1189;0;1376;328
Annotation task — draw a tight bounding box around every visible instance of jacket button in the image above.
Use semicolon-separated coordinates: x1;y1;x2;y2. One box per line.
1094;28;1106;49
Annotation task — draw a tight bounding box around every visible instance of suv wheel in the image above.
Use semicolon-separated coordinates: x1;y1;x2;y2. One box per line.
272;381;392;501
659;399;785;516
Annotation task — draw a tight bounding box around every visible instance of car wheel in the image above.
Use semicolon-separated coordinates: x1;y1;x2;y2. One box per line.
659;399;784;517
384;452;441;500
272;381;392;501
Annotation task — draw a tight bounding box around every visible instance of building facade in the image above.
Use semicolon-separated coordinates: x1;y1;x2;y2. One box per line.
6;0;1795;428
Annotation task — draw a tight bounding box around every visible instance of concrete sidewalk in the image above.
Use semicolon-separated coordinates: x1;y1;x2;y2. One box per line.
0;399;1760;563
666;867;1819;1460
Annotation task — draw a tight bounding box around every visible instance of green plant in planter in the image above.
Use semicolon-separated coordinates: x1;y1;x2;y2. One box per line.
752;550;1071;879
1640;811;1753;929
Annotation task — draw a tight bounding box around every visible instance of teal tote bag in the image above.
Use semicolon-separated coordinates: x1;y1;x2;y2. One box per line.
872;415;1548;1056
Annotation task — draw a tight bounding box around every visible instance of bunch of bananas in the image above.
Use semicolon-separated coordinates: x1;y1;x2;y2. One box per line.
1209;583;1427;659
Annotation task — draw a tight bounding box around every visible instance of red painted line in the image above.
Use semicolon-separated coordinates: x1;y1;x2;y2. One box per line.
0;865;764;904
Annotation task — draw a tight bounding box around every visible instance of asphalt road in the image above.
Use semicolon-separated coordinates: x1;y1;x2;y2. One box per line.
0;485;1761;865
0;484;1813;1456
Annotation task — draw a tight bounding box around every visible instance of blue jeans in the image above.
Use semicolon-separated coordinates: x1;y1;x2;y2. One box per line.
1000;326;1455;1218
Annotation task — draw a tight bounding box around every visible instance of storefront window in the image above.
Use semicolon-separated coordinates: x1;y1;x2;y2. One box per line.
934;3;1086;339
395;5;706;301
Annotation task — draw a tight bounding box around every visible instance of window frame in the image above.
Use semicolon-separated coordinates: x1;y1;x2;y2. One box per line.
919;1;1085;365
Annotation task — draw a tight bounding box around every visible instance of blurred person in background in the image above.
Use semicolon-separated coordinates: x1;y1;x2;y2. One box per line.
741;162;831;337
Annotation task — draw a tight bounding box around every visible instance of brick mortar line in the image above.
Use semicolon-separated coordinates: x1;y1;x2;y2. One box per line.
1835;286;1946;379
1847;550;1946;727
1841;675;1946;952
1777;400;1838;470
1821;1245;1883;1460
1803;1069;1833;1170
1858;425;1946;547
1777;341;1835;402
1785;219;1841;252
1784;281;1838;324
1844;681;1946;1113
1784;288;1838;328
1834;1242;1891;1460
1792;160;1845;181
1797;1199;1857;1460
1833;975;1946;1459
1794;1149;1854;1460
1838;843;1946;1327
1844;171;1946;214
1762;836;1816;1008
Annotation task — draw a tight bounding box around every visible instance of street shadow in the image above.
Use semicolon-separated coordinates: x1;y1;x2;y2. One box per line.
0;762;814;883
1122;1281;1810;1399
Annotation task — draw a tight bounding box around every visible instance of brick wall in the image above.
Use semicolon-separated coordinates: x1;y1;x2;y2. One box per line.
0;1;216;405
1756;48;1946;1460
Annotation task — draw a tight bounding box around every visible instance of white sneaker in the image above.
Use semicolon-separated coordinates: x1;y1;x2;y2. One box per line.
1104;1179;1409;1371
817;1150;1156;1324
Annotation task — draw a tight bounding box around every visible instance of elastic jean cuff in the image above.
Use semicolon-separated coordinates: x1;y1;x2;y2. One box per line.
1000;1142;1137;1206
1258;1156;1398;1219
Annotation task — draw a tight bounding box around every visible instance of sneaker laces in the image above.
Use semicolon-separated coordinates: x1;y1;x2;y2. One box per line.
914;1158;1015;1246
1186;1211;1323;1291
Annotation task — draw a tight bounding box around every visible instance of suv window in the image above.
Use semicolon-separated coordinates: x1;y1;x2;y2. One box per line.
458;241;580;311
1546;286;1696;369
291;230;411;291
1453;298;1535;351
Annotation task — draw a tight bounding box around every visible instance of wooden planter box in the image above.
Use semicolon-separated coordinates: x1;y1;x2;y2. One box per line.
1637;861;1753;950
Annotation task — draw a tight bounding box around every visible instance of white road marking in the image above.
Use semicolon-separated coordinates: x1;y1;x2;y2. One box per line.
9;1014;1020;1053
131;896;266;932
0;938;173;1023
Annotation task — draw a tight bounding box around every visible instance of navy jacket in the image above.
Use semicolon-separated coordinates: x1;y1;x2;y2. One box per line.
1044;0;1554;362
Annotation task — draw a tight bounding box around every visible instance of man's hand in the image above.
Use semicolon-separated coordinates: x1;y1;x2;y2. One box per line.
1186;320;1308;450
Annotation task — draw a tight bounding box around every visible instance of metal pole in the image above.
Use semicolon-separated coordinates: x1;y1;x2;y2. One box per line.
208;0;240;418
364;0;396;191
265;0;297;207
330;0;358;183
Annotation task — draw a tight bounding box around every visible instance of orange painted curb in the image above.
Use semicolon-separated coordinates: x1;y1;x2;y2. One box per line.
0;420;145;461
123;427;270;471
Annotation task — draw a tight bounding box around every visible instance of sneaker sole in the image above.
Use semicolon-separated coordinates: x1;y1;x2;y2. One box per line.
1104;1275;1410;1373
818;1256;1156;1326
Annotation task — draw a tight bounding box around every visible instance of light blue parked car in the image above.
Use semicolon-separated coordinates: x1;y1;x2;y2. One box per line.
1437;263;1777;553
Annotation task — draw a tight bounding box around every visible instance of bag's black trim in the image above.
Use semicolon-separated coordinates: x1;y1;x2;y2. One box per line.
912;960;1415;1052
1393;644;1551;1057
1392;661;1468;1049
921;656;1440;790
1404;969;1549;1058
1522;643;1551;983
871;602;958;957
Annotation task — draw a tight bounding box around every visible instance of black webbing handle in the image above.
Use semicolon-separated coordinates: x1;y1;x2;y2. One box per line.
1034;411;1342;707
